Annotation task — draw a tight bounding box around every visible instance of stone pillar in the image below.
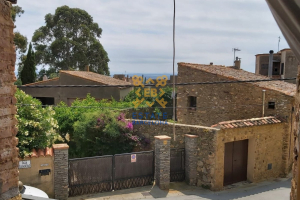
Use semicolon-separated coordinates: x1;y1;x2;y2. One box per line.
53;144;69;200
0;0;20;200
185;134;199;186
154;135;171;190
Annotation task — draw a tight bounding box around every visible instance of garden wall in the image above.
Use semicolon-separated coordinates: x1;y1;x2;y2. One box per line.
132;120;219;189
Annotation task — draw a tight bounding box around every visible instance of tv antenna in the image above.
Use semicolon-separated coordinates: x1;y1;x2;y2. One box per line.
232;48;241;64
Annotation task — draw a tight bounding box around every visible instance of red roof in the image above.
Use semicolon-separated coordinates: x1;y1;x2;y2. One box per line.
211;116;283;129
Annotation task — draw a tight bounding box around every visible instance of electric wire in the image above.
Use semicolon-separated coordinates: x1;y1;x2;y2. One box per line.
16;77;297;88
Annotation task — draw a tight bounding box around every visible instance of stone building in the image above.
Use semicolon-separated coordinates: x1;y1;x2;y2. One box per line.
175;62;295;185
0;0;20;199
20;70;133;106
132;116;291;190
255;48;298;83
177;62;295;127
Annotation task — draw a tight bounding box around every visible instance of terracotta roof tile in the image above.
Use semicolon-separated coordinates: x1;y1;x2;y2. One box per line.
178;63;296;97
24;78;59;86
60;71;131;86
212;116;283;129
23;148;54;158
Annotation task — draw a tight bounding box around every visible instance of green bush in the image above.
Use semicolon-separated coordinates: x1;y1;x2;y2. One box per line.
15;89;62;158
53;94;149;158
72;110;146;157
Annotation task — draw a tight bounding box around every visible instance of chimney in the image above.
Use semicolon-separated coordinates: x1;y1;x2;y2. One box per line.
234;57;241;69
85;65;90;72
43;75;48;81
268;50;274;78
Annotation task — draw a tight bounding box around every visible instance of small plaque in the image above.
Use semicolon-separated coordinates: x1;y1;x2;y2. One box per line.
163;140;168;145
19;160;31;169
41;164;49;167
131;154;136;162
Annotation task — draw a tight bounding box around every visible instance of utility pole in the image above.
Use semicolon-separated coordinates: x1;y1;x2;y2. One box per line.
278;36;281;52
233;48;241;64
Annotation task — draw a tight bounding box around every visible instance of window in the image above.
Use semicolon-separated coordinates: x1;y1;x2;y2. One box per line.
188;96;197;110
268;102;275;109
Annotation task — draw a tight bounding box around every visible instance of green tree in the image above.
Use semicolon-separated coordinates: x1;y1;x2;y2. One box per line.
11;5;28;54
15;89;62;158
20;43;36;84
32;5;110;75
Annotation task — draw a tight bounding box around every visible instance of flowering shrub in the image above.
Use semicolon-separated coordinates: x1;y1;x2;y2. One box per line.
15;89;62;158
72;110;144;158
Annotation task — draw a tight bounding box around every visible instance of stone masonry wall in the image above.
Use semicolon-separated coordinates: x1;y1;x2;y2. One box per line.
214;123;289;190
176;64;294;127
132;121;219;189
290;65;300;200
0;1;19;200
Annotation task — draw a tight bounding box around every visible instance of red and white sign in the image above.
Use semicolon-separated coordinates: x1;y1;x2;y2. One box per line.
131;154;136;163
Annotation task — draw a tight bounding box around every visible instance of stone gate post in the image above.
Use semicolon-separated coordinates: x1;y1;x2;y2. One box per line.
154;135;171;190
53;144;69;200
185;134;198;185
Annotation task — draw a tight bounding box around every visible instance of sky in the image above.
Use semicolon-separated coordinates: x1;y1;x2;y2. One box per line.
14;0;290;75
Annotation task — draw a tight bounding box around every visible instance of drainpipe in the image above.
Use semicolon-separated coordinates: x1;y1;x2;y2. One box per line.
268;50;274;78
262;90;266;117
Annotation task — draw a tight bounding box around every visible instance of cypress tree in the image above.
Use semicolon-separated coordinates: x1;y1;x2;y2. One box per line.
20;43;36;85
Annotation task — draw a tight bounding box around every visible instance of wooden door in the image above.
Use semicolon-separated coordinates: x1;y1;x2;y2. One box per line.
224;140;248;186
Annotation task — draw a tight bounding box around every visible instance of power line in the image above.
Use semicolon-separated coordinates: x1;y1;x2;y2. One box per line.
16;77;296;88
15;104;264;109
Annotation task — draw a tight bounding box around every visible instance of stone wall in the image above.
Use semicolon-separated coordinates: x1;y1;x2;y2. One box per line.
132;121;219;189
176;64;294;127
214;123;289;190
0;1;19;200
290;65;300;200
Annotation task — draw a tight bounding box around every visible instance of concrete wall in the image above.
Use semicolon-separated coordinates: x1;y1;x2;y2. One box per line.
176;65;294;127
18;156;54;198
0;1;20;199
255;54;281;76
282;50;299;83
21;73;133;105
214;123;290;190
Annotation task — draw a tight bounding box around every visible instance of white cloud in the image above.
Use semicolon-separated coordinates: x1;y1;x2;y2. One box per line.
15;0;289;75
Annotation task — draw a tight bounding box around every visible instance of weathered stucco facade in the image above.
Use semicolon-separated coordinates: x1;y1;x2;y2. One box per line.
0;0;20;199
20;70;132;105
18;149;54;198
255;49;298;84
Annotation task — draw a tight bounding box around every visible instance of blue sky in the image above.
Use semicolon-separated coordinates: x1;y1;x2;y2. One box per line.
14;0;289;75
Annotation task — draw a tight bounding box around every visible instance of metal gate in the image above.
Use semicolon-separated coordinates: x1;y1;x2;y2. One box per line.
68;155;113;196
170;148;185;182
114;151;154;190
68;151;154;196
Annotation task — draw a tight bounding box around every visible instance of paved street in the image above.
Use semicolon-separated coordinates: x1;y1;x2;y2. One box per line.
68;177;291;200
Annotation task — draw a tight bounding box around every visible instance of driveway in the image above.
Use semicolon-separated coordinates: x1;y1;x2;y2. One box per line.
68;177;291;200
